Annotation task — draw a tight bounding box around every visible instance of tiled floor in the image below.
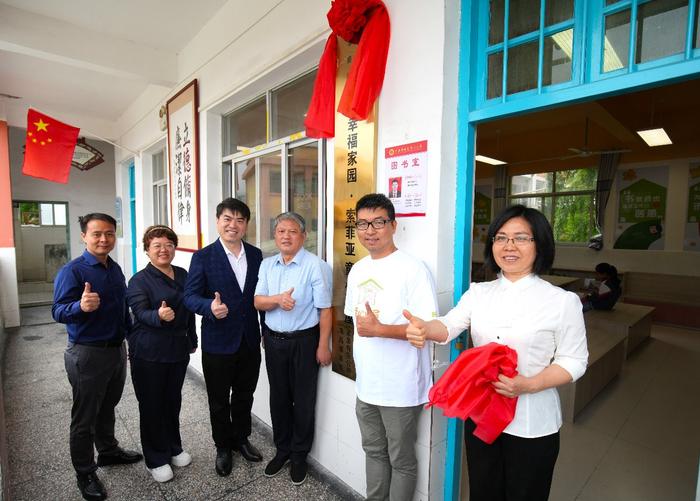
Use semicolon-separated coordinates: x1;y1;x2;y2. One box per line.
4;307;699;500
3;306;361;501
551;324;700;501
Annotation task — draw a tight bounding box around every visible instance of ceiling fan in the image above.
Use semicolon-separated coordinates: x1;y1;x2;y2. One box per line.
505;117;630;166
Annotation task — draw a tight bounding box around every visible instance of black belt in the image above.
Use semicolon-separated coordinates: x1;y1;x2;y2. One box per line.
74;339;123;348
265;324;319;340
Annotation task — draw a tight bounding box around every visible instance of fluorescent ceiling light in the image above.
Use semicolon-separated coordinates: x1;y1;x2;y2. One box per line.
636;128;672;147
475;154;506;165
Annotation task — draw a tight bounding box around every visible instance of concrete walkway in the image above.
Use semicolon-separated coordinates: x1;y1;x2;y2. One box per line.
3;306;360;501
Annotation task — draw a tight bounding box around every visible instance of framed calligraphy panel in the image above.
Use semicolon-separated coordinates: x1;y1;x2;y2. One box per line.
166;79;201;251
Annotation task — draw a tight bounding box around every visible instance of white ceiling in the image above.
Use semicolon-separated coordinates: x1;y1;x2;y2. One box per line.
0;0;228;127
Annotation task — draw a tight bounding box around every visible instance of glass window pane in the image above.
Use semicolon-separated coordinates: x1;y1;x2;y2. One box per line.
636;0;688;64
507;40;539;94
545;0;573;26
696;1;700;48
270;71;317;140
223;96;267;156
259;152;282;257
553;194;594;242
510;196;553;220
40;203;53;225
543;29;573;86
158;185;168;224
235;159;257;245
555;168;597;192
603;10;630;72
289;143;320;256
487;51;504;99
509;0;540;39
54;203;67;226
222;161;232;200
511;173;554;195
20;202;40;226
489;0;505;45
152;150;165;182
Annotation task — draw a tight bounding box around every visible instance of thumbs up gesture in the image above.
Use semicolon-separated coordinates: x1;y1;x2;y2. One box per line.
210;291;229;319
158;300;175;322
404;310;428;348
355;302;381;337
278;287;296;311
80;282;100;312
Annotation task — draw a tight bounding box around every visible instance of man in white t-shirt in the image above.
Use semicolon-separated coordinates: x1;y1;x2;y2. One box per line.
344;193;438;501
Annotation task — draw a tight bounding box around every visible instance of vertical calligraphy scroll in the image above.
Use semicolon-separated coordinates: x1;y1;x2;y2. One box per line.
166;79;201;251
332;40;378;380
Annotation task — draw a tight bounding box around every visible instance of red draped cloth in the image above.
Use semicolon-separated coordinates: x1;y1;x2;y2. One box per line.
427;342;519;444
304;0;391;138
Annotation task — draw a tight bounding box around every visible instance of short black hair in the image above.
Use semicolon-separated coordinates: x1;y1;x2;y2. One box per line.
595;262;619;281
79;213;117;233
216;198;251;220
483;204;555;276
355;193;395;220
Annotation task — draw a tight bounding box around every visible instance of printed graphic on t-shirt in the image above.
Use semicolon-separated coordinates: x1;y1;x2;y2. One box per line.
355;278;382;317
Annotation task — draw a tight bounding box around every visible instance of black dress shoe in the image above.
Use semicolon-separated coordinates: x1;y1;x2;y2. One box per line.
215;447;233;476
290;460;308;486
76;472;107;501
236;439;263;462
97;448;143;466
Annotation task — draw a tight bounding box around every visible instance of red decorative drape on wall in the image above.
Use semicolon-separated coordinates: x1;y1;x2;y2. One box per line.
304;0;391;138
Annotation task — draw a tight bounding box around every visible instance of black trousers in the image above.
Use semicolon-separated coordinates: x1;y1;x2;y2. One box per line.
464;418;560;501
264;328;319;461
64;343;127;475
130;357;189;468
202;340;261;449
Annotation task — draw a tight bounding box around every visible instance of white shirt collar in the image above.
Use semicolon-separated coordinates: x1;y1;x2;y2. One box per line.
219;237;245;259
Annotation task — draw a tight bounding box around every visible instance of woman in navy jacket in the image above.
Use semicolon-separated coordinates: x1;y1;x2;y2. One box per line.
126;225;197;483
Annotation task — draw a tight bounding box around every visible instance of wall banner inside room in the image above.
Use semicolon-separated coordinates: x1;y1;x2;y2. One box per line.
684;163;700;251
614;166;668;250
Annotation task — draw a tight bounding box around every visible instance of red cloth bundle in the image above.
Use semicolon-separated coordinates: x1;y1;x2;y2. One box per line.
428;342;519;444
304;0;391;138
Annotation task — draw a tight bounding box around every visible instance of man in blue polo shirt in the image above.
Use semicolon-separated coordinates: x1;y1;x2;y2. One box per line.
254;212;332;486
53;213;143;501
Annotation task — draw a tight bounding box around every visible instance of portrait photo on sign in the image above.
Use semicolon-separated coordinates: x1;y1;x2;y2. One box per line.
388;177;402;199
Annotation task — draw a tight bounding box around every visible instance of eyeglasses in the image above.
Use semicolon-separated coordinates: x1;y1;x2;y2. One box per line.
492;235;535;246
355;219;393;230
150;243;175;251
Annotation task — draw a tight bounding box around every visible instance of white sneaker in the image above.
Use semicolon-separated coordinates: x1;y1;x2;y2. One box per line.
171;451;192;467
147;464;174;483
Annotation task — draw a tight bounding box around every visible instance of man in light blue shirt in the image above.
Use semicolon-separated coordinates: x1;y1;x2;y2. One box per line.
254;212;332;486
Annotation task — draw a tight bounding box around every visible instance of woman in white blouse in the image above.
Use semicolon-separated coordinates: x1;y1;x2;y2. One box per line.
405;204;588;501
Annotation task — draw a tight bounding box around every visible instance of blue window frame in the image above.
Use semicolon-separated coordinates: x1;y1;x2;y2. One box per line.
475;0;700;114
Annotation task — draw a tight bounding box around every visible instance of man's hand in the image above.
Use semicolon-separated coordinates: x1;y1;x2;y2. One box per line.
210;292;229;319
316;345;332;366
404;310;427;348
158;300;175;322
277;287;296;311
355;302;381;337
80;282;100;312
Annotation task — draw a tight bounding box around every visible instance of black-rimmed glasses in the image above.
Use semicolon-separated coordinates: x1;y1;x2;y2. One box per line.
355;219;393;230
492;235;535;246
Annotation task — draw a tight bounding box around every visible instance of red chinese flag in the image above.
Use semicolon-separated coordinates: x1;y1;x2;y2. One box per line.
21;109;80;184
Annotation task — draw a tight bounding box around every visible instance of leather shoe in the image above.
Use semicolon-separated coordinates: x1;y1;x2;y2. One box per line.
96;448;143;466
76;472;107;500
215;447;233;476
236;439;263;462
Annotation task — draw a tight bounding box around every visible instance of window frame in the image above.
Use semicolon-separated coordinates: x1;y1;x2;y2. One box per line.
507;168;598;244
151;148;169;225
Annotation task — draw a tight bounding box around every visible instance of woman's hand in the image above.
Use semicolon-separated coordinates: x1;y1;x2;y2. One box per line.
158;300;175;322
404;310;427;348
492;374;533;398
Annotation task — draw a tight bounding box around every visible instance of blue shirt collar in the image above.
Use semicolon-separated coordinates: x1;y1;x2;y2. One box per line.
82;249;114;267
273;247;306;266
